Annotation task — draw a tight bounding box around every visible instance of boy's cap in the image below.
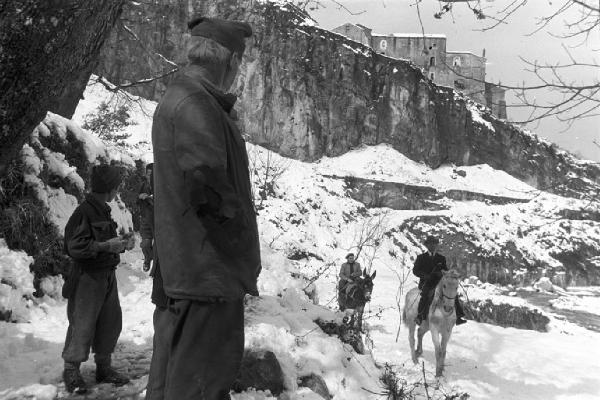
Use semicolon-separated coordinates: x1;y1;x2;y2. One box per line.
91;165;122;193
188;16;252;54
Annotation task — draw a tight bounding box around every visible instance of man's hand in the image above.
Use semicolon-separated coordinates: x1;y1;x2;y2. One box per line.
122;234;135;251
102;237;127;254
139;193;149;200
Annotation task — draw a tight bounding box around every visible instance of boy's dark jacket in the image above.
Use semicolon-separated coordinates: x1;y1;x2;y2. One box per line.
64;194;120;271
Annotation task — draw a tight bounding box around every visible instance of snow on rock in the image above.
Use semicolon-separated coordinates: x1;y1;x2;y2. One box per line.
534;277;555;292
468;101;495;132
22;112;134;234
316;143;535;199
0;239;34;322
0;383;58;400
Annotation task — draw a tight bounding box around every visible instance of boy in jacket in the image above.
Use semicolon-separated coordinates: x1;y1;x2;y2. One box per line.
62;165;133;393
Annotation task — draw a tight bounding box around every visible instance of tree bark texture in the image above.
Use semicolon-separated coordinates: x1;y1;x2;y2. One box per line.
0;0;125;174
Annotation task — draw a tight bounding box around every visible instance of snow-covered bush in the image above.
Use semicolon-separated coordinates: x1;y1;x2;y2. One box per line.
0;239;35;322
1;112;136;297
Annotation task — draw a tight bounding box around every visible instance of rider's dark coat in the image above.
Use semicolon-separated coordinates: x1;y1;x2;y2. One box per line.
413;252;448;291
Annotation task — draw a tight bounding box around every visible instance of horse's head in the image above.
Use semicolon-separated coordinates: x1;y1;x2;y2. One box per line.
438;269;460;312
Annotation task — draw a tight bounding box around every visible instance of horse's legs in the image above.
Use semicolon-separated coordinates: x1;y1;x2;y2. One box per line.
437;327;453;377
415;323;427;358
430;325;444;377
407;321;418;364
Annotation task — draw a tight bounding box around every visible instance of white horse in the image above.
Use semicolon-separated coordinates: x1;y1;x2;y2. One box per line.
403;269;460;377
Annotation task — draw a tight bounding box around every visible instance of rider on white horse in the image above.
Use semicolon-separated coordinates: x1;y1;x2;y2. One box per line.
413;235;467;326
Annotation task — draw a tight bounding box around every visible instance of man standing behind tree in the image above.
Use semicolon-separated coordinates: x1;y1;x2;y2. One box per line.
138;163;154;272
338;253;362;311
61;165;133;394
147;16;261;400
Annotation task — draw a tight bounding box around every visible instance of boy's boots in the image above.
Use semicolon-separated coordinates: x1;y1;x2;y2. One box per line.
63;363;87;394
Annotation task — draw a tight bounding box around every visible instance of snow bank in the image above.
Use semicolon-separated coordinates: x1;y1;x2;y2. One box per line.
316;143;535;199
23;112;134;234
0;239;34;322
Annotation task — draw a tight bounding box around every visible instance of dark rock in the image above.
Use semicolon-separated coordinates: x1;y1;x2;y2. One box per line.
234;350;285;396
298;373;331;400
465;299;550;332
325;174;529;211
315;318;365;354
455;169;467;177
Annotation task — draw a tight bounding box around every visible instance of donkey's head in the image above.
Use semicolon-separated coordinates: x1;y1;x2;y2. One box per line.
357;270;377;302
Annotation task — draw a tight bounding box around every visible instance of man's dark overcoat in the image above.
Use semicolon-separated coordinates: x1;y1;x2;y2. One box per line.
152;65;261;301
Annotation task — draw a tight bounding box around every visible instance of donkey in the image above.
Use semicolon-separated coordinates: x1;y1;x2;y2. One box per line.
341;270;376;332
403;269;460;377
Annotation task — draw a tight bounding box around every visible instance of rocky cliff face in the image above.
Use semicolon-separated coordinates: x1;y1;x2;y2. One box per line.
97;0;599;199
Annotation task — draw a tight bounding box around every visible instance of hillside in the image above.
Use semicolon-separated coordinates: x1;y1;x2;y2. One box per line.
0;78;599;399
97;0;600;199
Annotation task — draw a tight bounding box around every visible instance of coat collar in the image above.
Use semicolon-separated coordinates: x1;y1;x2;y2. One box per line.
183;65;238;113
85;193;111;216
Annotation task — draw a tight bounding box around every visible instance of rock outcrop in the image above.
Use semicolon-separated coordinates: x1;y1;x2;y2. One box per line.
336;174;530;210
97;0;599;199
466;299;550;332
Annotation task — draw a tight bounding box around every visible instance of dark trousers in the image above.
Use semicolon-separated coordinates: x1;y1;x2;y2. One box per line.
62;269;122;365
417;289;465;320
141;238;154;267
146;298;244;400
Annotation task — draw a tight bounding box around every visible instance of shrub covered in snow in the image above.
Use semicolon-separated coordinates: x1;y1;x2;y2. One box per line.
0;239;35;322
0;112;136;297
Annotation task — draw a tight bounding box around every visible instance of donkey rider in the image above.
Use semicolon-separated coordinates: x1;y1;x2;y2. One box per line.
413;235;467;326
338;253;362;310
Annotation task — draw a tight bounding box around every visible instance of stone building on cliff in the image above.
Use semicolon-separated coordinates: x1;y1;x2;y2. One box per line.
333;23;507;119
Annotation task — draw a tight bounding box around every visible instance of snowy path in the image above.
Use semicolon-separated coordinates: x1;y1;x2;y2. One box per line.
361;265;600;400
2;248;600;399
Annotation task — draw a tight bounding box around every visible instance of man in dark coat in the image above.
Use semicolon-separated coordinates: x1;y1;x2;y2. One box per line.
338;253;362;310
138;163;154;272
146;16;261;400
413;235;467;326
61;165;133;394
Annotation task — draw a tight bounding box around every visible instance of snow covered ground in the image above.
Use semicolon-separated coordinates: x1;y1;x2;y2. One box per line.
1;78;599;399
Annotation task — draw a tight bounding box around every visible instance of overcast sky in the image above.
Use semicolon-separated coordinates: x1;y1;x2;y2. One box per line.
308;0;600;162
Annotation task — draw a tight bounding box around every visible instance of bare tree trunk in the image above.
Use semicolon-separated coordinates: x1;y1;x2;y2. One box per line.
0;0;125;175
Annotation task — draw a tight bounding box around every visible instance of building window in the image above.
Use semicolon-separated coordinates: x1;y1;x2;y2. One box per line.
429;73;435;80
453;57;461;67
430;57;436;67
454;79;465;90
